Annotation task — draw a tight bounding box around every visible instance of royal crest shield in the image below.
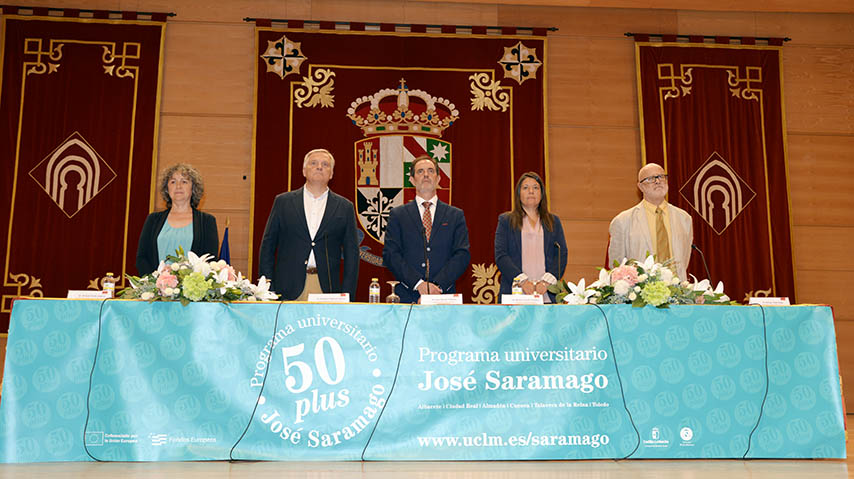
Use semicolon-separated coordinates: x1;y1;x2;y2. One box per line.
348;79;458;243
355;135;451;243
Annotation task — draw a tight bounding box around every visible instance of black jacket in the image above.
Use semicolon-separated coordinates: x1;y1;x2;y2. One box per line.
258;188;360;300
135;208;218;275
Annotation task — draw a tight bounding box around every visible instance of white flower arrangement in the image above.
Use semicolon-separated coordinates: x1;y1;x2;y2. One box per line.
120;247;279;305
549;255;734;308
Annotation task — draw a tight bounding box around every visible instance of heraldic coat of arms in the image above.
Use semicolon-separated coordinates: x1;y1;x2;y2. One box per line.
347;79;460;243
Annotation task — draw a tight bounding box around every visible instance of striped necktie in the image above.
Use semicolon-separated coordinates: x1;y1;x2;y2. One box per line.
422;202;432;241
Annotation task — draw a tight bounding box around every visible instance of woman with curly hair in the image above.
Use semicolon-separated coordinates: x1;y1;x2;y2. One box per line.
135;163;218;274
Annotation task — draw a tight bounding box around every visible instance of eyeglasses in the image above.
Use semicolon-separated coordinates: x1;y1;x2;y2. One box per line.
640;174;668;184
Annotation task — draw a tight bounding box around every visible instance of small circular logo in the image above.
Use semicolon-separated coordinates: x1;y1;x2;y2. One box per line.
160;334;186;361
770;328;796;353
680;426;694;441
687;350;713;376
630;365;657;392
56;392;85;420
132;342;157;368
659;357;685;384
43;331;71;357
664;325;691;351
152;368;179;395
636;332;662;358
137;309;165;334
693;318;718;343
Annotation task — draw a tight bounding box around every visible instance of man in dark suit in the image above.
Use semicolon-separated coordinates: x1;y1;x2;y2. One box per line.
383;154;470;303
259;149;359;300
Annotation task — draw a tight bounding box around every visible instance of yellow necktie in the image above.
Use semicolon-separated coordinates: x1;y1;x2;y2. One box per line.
655;207;671;262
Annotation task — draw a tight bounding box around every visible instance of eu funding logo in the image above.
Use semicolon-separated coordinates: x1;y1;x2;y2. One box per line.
84;431;104;446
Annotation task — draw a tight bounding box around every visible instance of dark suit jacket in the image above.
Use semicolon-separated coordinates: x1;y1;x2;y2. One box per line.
136;208;218;275
383;199;471;303
494;212;568;302
258;187;359;300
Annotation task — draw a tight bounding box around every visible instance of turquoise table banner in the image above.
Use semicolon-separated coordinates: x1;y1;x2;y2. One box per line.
0;299;845;462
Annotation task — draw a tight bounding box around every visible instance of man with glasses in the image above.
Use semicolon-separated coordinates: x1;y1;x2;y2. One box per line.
608;162;693;280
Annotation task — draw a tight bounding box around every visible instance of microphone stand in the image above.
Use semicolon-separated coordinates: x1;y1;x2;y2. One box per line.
422;225;431;294
692;244;712;282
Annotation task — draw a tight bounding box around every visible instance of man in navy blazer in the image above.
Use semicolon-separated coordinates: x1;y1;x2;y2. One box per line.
383;155;470;303
259;149;359;300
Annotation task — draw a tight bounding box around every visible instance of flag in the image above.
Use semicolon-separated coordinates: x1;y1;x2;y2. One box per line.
219;227;231;264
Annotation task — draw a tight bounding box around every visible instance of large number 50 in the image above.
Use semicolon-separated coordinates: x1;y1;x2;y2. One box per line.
280;336;346;394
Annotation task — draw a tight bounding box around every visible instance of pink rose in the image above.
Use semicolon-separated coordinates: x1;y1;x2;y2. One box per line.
156;272;178;293
227;266;237;282
610;265;639;286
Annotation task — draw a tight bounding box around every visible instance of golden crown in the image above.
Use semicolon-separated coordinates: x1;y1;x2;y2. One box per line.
347;79;459;138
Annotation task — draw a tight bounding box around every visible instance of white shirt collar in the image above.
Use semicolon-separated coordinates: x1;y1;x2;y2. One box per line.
304;186;329;201
415;195;437;208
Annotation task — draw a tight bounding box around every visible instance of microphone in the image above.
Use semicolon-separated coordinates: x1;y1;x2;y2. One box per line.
554;241;562;279
692;244;712;282
324;234;332;293
421;224;431;293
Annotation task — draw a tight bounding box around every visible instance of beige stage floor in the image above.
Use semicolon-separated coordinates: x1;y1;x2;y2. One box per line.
0;424;850;479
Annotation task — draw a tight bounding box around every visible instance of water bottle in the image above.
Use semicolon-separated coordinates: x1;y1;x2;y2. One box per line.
103;272;116;298
368;278;381;303
512;275;524;295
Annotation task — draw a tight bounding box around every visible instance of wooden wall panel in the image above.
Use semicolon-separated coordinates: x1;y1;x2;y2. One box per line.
547;37;638;127
797;271;854;321
787;134;854;226
496;5;677;37
783;46;854;135
155;115;253;210
307;0;407;23
792;226;854;273
160;22;254;116
558;219;611;272
548;126;641;220
446;0;854;14
120;0;305;23
675;11;760;37
403;1;498;24
754;12;854;45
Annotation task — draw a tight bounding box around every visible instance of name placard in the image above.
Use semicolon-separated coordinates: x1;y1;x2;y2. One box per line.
748;296;790;306
67;290;111;299
420;294;463;305
501;294;544;305
307;293;350;303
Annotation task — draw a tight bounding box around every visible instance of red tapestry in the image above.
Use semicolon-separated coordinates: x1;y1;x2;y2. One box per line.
0;11;166;330
251;24;548;303
635;39;795;302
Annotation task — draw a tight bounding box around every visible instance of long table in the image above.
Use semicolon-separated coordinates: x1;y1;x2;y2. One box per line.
0;299;845;462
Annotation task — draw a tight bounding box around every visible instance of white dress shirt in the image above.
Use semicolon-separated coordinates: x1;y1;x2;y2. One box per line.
415;194;438;230
303;187;329;268
414;195;439;291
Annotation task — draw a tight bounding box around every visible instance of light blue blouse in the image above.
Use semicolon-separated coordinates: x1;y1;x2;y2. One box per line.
156;221;194;263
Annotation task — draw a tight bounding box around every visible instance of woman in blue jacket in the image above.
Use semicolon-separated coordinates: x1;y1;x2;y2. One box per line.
494;172;567;302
